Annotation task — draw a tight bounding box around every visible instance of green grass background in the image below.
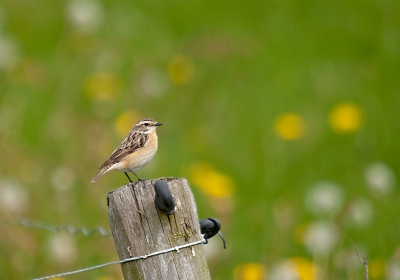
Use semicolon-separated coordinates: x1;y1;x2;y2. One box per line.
0;0;399;279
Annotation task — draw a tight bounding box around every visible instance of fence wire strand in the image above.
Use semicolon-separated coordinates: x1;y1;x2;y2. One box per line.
31;238;205;280
0;219;111;237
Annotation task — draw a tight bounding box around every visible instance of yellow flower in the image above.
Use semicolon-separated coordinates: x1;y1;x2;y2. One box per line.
274;257;318;280
328;103;363;133
274;113;306;140
115;111;140;138
290;258;317;280
85;72;123;100
368;258;386;279
167;55;194;85
234;263;266;280
187;162;234;198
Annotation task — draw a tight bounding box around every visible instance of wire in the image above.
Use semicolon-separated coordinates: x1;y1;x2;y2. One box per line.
0;219;111;237
31;238;205;280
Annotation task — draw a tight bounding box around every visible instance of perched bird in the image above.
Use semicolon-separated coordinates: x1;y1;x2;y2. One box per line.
91;118;162;183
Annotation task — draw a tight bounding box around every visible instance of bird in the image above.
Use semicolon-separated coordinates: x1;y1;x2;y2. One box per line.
91;118;162;183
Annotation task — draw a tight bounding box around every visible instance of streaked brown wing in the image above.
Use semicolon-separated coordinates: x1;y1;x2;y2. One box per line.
99;132;148;169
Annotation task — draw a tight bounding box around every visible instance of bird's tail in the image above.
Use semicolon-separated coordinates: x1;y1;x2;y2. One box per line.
91;163;117;183
90;168;110;183
91;173;102;183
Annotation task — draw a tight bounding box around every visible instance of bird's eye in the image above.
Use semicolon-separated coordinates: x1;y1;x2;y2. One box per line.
144;123;149;126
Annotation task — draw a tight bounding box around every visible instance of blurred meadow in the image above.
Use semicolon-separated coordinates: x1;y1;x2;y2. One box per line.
1;0;400;279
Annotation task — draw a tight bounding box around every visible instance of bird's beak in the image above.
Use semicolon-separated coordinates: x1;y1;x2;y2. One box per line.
155;122;163;126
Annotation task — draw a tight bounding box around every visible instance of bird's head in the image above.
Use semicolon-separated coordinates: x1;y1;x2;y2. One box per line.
134;118;162;133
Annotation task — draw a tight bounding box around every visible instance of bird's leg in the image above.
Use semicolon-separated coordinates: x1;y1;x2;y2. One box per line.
132;171;144;181
124;172;133;182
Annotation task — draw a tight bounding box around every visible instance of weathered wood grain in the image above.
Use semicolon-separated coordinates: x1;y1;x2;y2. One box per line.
108;177;210;280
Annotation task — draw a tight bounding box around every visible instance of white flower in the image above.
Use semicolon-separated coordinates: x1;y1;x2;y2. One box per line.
305;181;344;216
304;221;339;255
0;179;29;213
365;161;396;196
66;0;104;33
269;263;298;280
48;232;77;264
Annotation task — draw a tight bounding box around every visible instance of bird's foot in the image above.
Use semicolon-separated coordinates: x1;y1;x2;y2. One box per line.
132;172;146;182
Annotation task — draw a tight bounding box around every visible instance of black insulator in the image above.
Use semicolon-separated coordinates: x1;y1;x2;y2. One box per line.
200;218;226;248
200;218;221;239
153;180;175;214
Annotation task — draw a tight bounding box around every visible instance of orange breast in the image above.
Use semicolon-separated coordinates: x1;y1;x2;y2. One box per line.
117;130;158;172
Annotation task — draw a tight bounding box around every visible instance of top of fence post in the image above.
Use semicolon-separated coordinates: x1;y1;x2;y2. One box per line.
107;177;211;280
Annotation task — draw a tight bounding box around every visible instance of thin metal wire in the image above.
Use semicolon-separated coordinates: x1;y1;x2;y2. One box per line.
217;232;227;249
31;238;206;280
0;219;111;237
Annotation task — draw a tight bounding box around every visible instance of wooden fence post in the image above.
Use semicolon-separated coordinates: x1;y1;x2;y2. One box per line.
107;177;211;280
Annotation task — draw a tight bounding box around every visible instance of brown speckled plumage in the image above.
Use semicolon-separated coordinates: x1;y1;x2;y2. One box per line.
91;118;162;183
